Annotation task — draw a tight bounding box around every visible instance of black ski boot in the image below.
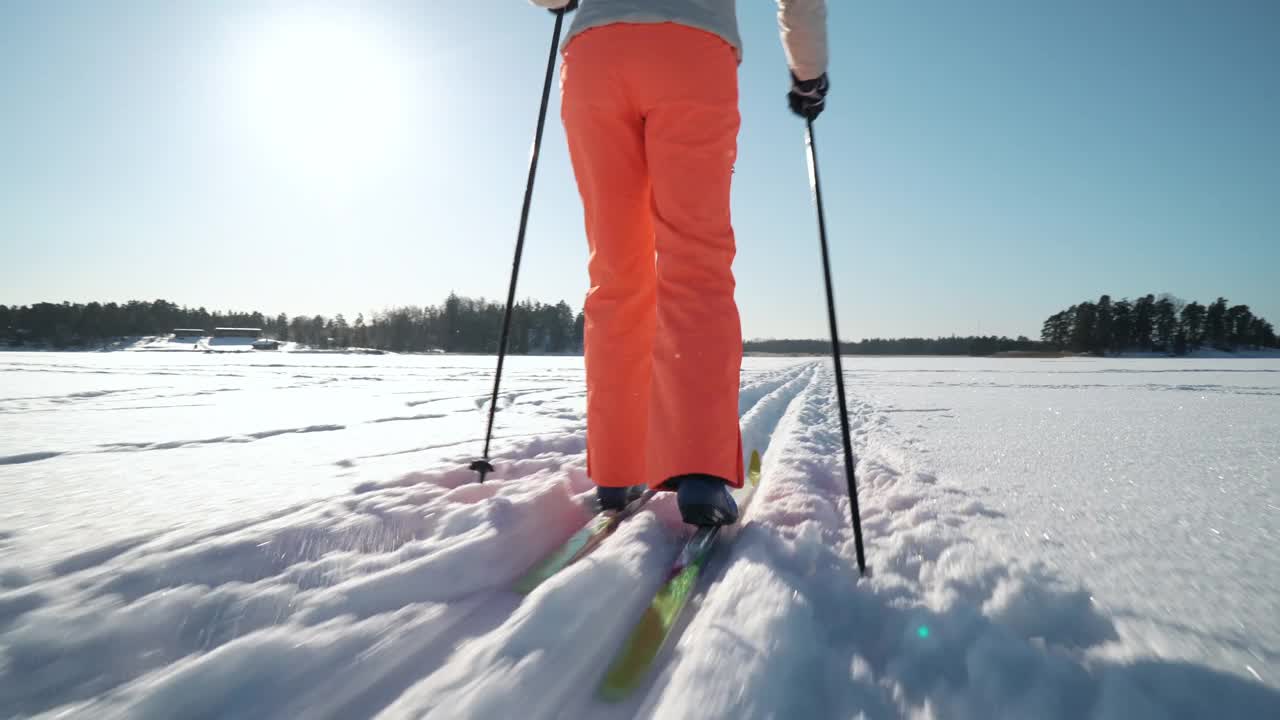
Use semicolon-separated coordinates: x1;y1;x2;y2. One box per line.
668;475;738;526
596;485;642;512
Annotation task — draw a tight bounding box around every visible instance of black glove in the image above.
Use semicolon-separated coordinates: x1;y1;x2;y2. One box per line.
788;73;829;120
547;0;578;14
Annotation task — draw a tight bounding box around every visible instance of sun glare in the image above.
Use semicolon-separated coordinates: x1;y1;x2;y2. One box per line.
229;12;409;183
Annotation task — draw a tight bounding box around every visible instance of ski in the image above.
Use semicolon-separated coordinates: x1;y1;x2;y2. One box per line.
598;450;763;700
513;487;657;595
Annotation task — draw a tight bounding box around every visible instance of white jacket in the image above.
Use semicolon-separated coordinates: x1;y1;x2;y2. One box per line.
529;0;828;80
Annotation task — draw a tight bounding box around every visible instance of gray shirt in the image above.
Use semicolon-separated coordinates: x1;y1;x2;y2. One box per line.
530;0;829;80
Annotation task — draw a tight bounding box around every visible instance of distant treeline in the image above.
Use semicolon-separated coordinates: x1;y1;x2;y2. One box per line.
744;336;1044;356
1041;294;1277;354
6;293;1276;356
0;296;584;353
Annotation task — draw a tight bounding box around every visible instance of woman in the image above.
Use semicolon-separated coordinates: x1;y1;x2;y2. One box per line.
531;0;830;525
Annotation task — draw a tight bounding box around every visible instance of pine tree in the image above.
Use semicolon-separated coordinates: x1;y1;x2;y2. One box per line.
333;314;350;348
1070;303;1097;353
1226;305;1253;349
0;304;12;344
290;316;307;346
443;293;462;352
1111;299;1134;352
1040;314;1059;346
1181;302;1207;350
1154;297;1178;351
1204;297;1229;349
1132;294;1156;350
353;313;368;348
1249;318;1277;347
1092;295;1114;354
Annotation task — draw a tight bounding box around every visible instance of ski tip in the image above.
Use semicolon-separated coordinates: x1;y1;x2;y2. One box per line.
512;575;540;596
748;450;762;487
598;604;671;702
597;642;652;702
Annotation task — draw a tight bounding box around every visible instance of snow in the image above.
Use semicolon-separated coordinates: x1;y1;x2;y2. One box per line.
1114;349;1280;359
134;334;208;352
1;352;1277;718
126;334;310;353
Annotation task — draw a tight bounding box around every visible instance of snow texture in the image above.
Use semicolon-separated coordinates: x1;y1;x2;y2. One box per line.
1;352;1277;718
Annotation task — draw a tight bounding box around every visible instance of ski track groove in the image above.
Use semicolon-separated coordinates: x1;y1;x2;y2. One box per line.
575;364;830;720
632;363;868;719
370;362;821;719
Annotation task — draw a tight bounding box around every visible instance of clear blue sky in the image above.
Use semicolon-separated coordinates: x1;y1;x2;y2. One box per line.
2;0;1277;340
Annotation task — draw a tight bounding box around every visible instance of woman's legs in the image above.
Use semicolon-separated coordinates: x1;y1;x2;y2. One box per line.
561;28;655;489
562;23;743;492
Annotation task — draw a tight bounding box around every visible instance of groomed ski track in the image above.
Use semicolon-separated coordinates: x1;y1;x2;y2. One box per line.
7;360;1276;719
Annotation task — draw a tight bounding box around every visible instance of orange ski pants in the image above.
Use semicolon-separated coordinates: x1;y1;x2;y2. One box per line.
561;23;744;490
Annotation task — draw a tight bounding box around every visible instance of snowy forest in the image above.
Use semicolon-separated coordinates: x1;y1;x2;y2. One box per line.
741;336;1044;356
1040;294;1278;354
3;293;1276;355
0;296;582;353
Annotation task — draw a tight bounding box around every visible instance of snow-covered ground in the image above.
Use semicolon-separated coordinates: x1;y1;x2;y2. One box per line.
128;335;303;353
1;352;1277;718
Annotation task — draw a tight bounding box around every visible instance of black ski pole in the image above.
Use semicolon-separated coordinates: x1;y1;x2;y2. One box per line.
805;118;868;575
470;10;566;483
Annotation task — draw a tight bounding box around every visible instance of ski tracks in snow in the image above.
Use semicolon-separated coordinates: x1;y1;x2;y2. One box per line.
619;363;1277;719
4;359;1277;718
372;364;819;720
371;360;1279;719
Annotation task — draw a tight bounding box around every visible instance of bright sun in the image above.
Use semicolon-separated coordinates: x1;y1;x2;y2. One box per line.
230;12;409;182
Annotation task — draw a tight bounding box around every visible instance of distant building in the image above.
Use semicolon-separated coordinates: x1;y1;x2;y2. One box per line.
212;327;262;339
172;328;207;337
